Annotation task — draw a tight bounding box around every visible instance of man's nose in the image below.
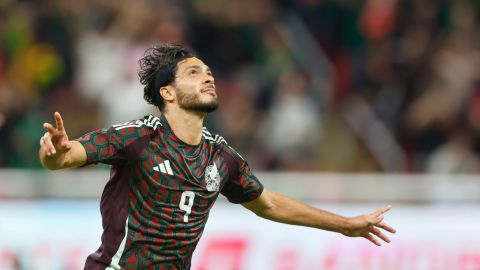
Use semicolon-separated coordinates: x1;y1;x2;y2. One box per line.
204;75;214;84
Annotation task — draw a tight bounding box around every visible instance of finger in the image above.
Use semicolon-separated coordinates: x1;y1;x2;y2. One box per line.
42;133;56;156
40;132;49;146
376;221;397;233
365;233;381;246
372;227;391;243
44;137;57;156
43;123;56;134
40;135;45;147
54;112;64;131
373;205;392;217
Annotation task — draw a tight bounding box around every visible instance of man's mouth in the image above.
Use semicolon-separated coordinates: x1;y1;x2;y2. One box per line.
202;87;216;95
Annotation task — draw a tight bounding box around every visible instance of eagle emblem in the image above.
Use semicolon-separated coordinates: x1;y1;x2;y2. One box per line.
205;163;220;192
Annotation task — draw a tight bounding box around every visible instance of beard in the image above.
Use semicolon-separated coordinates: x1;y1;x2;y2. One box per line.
177;90;219;113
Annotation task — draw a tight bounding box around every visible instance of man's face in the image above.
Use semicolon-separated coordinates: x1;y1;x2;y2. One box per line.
171;57;218;113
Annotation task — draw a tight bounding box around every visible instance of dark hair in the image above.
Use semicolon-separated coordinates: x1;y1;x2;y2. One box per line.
138;44;195;111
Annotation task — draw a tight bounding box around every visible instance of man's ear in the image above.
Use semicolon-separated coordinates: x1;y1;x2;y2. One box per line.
160;86;175;103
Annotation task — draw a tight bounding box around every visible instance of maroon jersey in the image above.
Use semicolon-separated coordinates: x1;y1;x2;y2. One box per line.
76;114;264;269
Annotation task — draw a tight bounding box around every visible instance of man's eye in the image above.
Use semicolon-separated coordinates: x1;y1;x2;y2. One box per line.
189;70;198;75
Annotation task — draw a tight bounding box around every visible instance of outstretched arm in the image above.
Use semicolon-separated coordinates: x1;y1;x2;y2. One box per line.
39;112;87;170
242;188;396;246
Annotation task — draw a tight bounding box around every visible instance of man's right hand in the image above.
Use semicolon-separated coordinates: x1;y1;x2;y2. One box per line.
40;112;72;156
39;112;87;169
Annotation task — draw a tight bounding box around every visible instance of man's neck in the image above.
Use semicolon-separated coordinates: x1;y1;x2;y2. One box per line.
162;108;206;145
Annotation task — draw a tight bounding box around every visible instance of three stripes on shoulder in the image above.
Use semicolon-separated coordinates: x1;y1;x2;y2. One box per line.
202;128;226;145
113;115;162;131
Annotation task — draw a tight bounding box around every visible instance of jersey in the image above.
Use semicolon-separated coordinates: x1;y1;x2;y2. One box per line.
75;114;264;270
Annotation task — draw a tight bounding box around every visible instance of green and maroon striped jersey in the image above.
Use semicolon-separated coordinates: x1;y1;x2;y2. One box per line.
75;114;264;270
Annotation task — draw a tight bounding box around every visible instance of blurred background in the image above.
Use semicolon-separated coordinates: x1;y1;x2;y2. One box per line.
0;0;480;269
1;0;480;172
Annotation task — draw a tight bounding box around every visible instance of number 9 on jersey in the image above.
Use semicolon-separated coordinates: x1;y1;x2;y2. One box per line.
179;191;195;223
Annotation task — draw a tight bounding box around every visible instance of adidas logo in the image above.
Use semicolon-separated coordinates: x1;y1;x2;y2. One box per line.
153;160;174;175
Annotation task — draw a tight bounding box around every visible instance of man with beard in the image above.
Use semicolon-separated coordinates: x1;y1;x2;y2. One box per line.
39;44;396;269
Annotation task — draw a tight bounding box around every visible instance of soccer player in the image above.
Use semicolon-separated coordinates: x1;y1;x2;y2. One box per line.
39;44;396;269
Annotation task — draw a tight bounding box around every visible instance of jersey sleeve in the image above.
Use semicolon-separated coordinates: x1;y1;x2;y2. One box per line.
75;119;153;166
220;146;264;204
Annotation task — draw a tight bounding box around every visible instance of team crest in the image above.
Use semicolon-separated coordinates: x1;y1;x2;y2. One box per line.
205;163;220;192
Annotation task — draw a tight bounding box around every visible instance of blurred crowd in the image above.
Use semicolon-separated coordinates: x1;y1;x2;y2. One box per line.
1;0;480;173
